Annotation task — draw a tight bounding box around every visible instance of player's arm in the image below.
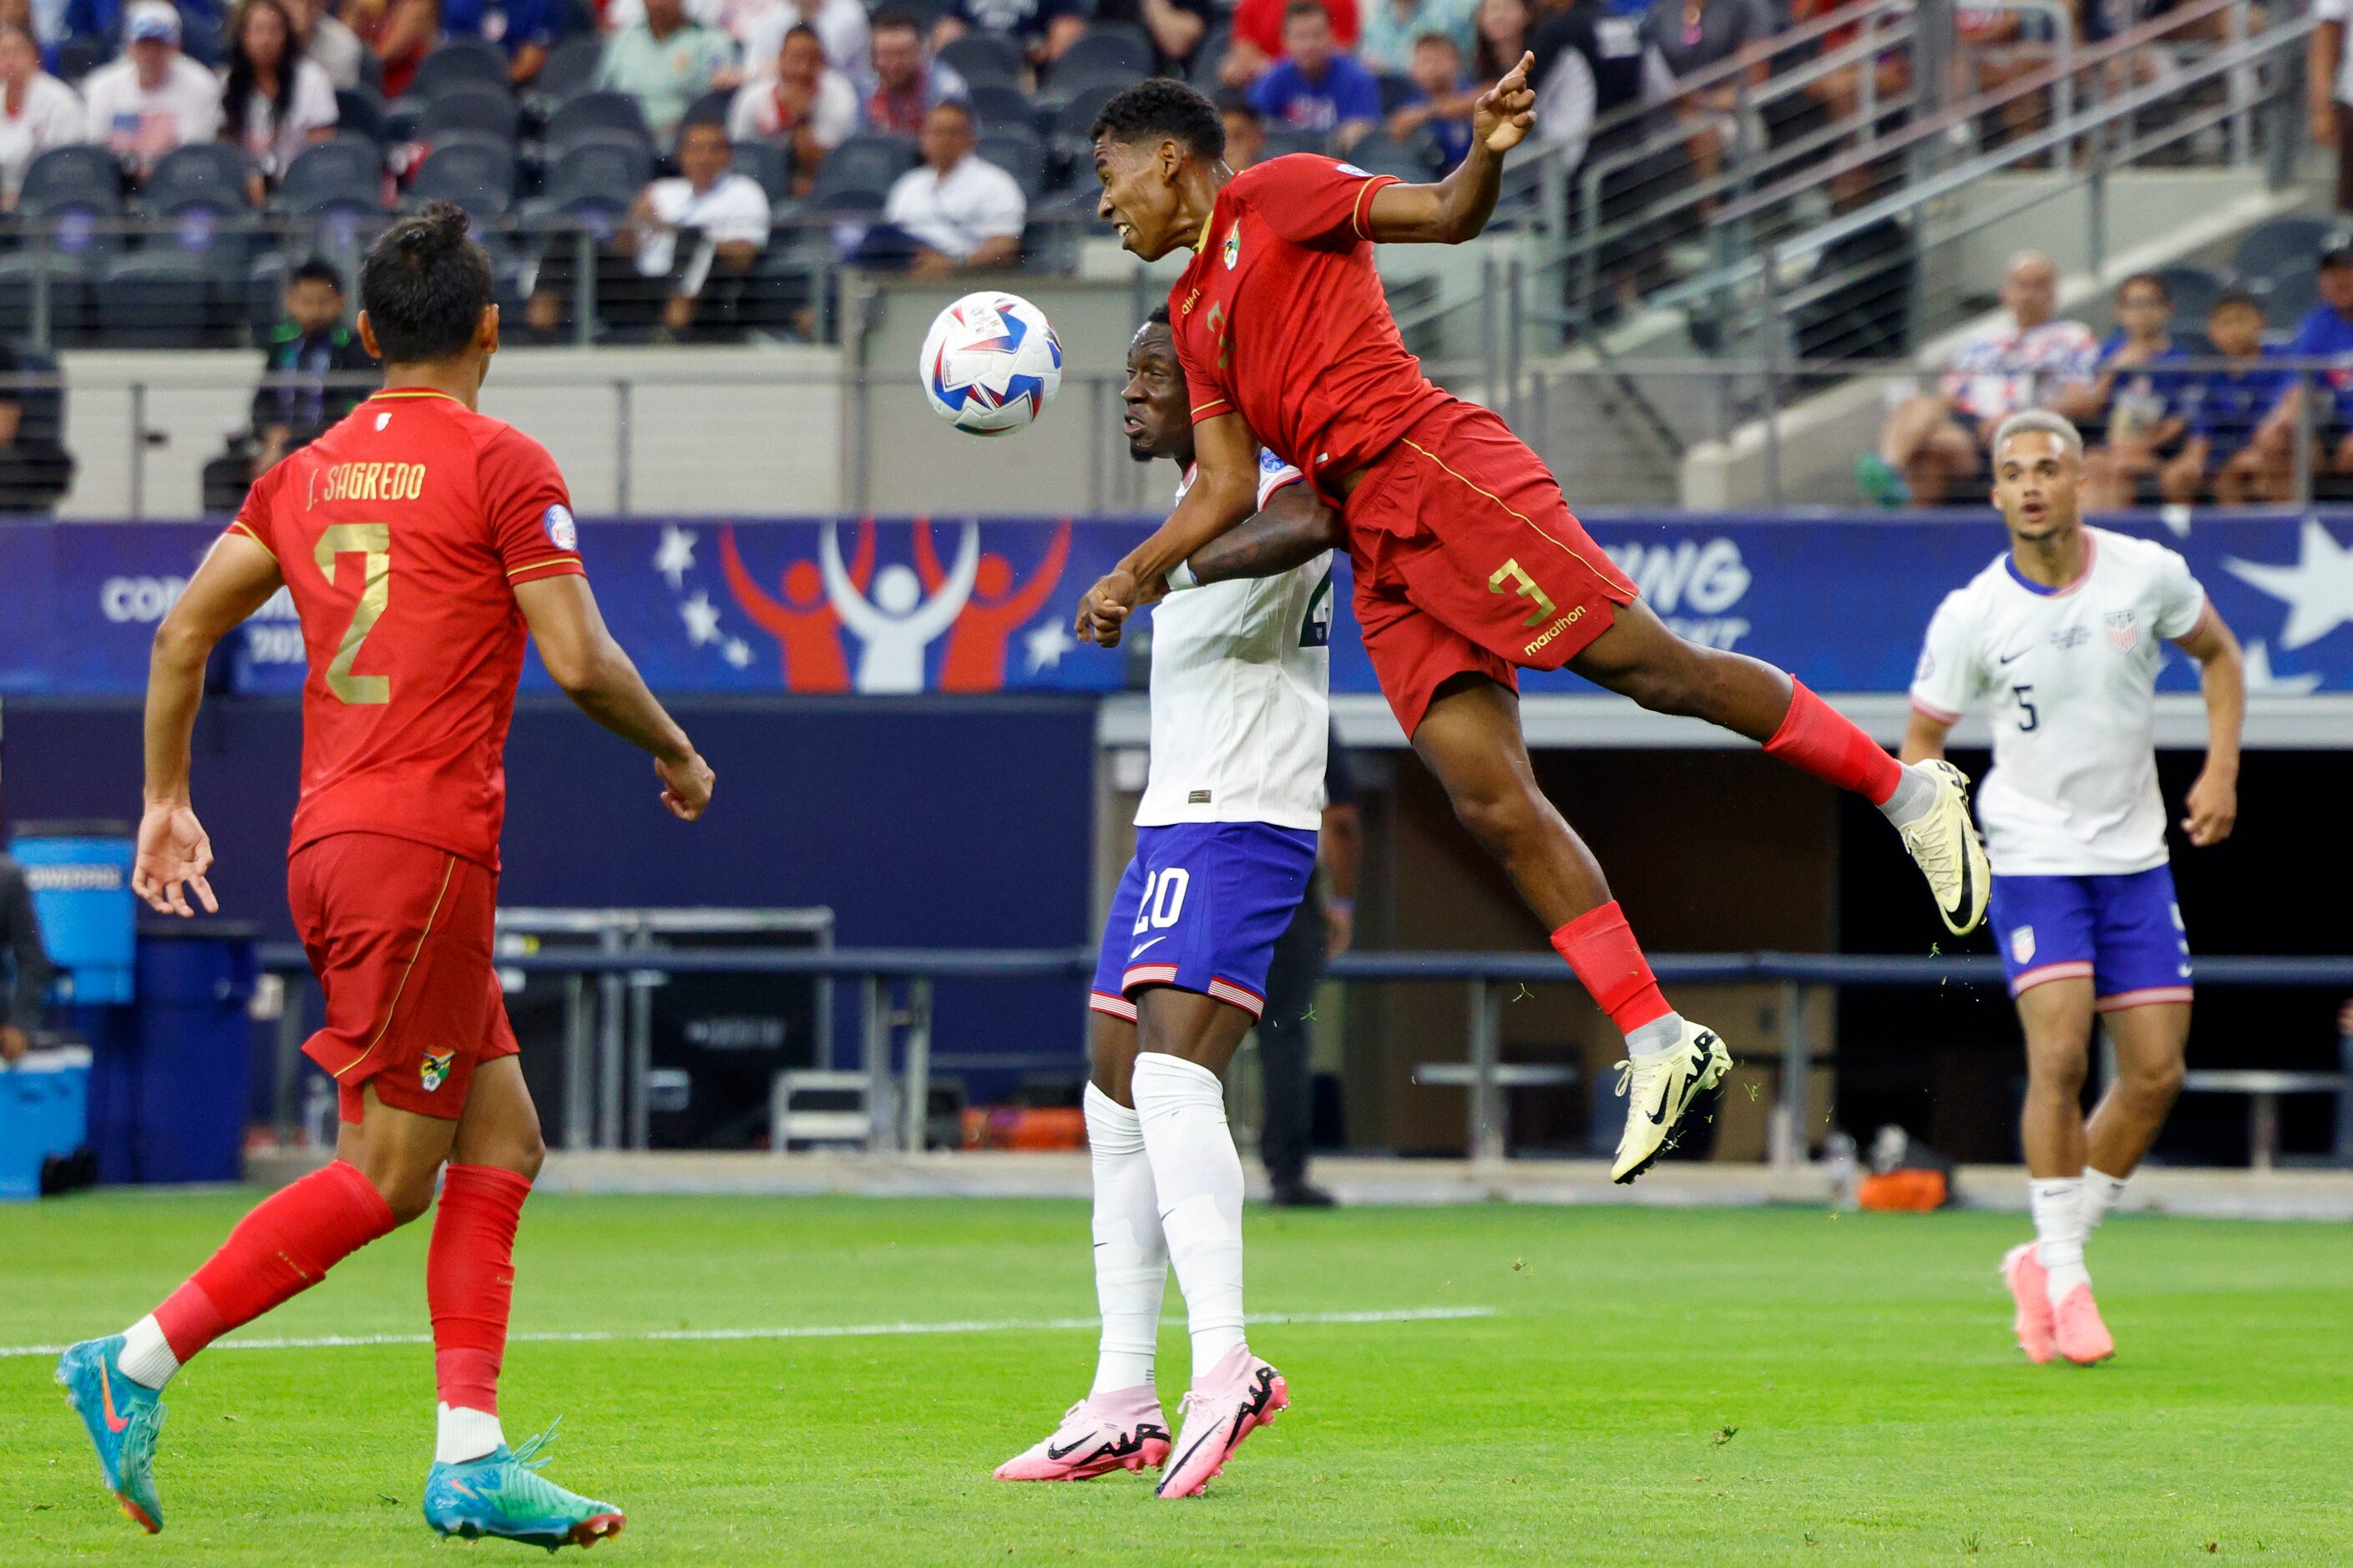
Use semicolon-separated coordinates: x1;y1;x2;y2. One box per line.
2173;604;2243;847
1184;483;1344;588
137;531;285;917
1899;708;1954;766
1362;51;1536;245
1320;798;1361;957
1075;410;1259;645
513;575;716;822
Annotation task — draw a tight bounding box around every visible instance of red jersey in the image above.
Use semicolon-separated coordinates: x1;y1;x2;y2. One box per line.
1169;154;1450;500
1232;0;1359;58
226;387;583;871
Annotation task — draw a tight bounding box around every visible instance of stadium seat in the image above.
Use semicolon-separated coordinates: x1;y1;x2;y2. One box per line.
939;33;1024;89
411;38;512;101
732;139;791;206
2252;269;2320;332
681;88;734;134
2229;215;2336;293
545;135;653;209
964;82;1038;135
422;83;524;147
410;142;519;219
0;251;93;343
139;144;256;214
18;144;124;215
277;137;387;215
545;92;655;159
335;86;390;147
1187;23;1229;85
95;252;216;348
802;185;888;218
1259;125;1321;160
1050;82;1130;149
1051;24;1153;86
1374;73;1418;115
1344;131;1429;182
811;133;918;205
976;127;1046;202
534;34;606;106
2154;263;2225;327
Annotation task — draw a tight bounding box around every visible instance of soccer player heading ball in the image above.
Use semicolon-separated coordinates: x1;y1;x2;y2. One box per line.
56;202;716;1548
1075;69;1992;1182
1906;412;2244;1366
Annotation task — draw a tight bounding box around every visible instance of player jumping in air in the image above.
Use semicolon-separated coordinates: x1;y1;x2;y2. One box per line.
996;307;1341;1498
1905;412;2243;1365
55;204;716;1547
1074;71;1991;1181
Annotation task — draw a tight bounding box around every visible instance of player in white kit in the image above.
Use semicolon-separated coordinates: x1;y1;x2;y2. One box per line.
996;307;1338;1497
1904;412;2244;1366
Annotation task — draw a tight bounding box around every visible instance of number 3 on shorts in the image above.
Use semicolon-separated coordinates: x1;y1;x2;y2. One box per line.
1131;867;1191;936
1489;557;1559;629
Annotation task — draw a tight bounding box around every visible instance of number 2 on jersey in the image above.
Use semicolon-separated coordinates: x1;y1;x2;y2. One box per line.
1131;867;1190;934
315;524;391;705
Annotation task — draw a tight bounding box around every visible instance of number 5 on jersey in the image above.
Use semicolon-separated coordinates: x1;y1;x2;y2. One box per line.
316;524;391;705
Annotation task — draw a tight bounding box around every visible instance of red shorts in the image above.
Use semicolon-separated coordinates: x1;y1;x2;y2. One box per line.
288;831;518;1124
1344;400;1638;736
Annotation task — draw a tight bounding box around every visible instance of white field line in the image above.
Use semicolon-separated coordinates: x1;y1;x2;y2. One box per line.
0;1305;1495;1361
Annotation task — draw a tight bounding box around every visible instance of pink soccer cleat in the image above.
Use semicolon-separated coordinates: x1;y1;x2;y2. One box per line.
1155;1347;1288;1499
994;1387;1171;1482
2052;1283;2116;1366
2001;1243;2057;1364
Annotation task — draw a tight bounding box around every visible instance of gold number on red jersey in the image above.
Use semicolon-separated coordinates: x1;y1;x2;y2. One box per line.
1488;557;1558;629
313;523;391;705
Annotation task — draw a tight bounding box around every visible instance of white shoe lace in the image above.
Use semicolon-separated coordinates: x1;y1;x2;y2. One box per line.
1898;779;1964;898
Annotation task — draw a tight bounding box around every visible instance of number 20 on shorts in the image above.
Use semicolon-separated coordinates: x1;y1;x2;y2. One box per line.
1131;867;1190;935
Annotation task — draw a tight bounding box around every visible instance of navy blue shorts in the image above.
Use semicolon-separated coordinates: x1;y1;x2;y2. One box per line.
1088;822;1318;1023
1987;865;2194;1012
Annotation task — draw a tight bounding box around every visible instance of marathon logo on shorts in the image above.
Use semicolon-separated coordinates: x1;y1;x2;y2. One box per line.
1522;606;1586;656
420;1050;453;1093
544;504;577;550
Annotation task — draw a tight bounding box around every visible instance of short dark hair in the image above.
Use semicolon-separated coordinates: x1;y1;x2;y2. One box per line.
870;8;920;33
782;21;821;48
359;202;492;364
2210;290;2263;318
1284;0;1326;22
2116;271;2168;304
1146;304;1171;326
289;256;344;291
1090;78;1225;161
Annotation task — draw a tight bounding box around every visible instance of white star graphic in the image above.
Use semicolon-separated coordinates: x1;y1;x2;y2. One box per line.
654;525;698;589
681;591;722;646
2223;517;2353;650
1024;618;1073;674
723;638;752;669
2240;639;2323;695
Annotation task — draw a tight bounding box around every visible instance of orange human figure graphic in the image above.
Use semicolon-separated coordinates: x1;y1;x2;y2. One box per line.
720;520;875;692
913;518;1072;691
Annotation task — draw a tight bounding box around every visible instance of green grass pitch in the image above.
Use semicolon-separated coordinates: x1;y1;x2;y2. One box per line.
3;1192;2346;1564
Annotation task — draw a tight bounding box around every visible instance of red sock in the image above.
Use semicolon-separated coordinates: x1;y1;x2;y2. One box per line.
152;1159;397;1362
1763;678;1904;806
428;1164;533;1414
1551;902;1672;1034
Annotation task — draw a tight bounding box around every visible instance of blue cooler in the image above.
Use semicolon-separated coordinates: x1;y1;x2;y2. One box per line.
129;923;259;1184
9;822;136;1005
0;1046;92;1200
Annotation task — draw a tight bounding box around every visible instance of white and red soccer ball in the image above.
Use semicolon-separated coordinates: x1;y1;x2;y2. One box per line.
919;291;1063;436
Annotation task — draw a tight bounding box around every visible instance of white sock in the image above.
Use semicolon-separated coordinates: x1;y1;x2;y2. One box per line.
436;1403;506;1465
1625;1011;1687;1059
116;1314;180;1391
1877;761;1939;829
2029;1176;2090;1307
2080;1168;2128;1237
1131;1052;1247;1383
1084;1083;1166;1398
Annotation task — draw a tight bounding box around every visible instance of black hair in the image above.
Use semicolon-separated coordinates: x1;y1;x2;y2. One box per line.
870;7;920;32
359;202;492;363
782;21;822;49
2210;291;2263;317
1145;304;1171;326
222;0;299;157
1090;77;1225;162
1283;0;1325;21
289;256;343;291
2116;271;2168;305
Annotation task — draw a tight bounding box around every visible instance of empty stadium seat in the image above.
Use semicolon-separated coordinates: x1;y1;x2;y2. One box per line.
1050;82;1129;149
335;86;390;146
545;92;655;159
939;33;1024;89
1343;131;1428;182
0;253;93;343
96;253;216;348
1188;23;1229;85
545;135;653;208
18;144;123;215
2230;215;2336;292
1052;25;1152;85
1259;126;1321;160
731;140;791;205
2155;263;2225;327
964;82;1038;135
2254;270;2320;331
423;83;523;146
277;138;387;215
976;128;1046;201
1374;73;1418;115
139;144;256;214
410;142;519;219
411;38;512;100
812;133;918;204
534;34;606;105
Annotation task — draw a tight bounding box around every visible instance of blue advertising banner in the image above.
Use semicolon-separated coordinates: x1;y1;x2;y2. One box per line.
5;513;2350;699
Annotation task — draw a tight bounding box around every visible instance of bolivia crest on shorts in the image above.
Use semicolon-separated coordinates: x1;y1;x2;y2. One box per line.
1222;220;1240;271
544;503;577;550
420;1050;453;1093
2104;609;2137;651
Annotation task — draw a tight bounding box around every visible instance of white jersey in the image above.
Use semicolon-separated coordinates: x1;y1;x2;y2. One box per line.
1910;526;2209;876
1134;448;1333;831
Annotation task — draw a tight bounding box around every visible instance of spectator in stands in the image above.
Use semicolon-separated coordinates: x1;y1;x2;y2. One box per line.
2062;273;2192;512
1250;0;1382;153
0;844;53;1060
221;0;337;188
873;99;1022;274
1639;0;1771;192
2170;292;2290;506
1788;0;1906;126
1360;0;1475;76
2314;0;2353;214
83;2;222;181
1860;250;2097;507
1529;0;1666;180
632;116;768;336
1090;0;1211;75
600;0;736;144
863;10;962;137
249;257;372;472
931;0;1086;73
346;0;434;99
1790;152;1913;382
1219;89;1266;169
0;337;71;510
290;0;365;90
62;0;229;68
729;0;870;84
1222;0;1359;89
0;24;84;207
727;22;855;195
440;0;564;86
1384;31;1474;169
2246;243;2353;491
1470;0;1531;79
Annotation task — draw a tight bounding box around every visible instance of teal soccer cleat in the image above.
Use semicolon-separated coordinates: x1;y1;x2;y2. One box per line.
54;1335;166;1534
423;1421;626;1551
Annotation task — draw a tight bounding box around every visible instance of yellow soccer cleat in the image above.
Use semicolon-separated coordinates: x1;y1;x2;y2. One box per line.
1898;760;1991;936
1610;1022;1733;1184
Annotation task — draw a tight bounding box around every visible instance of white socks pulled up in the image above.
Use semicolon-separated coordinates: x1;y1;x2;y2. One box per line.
1131;1052;1247;1382
1083;1083;1166;1398
2028;1176;2090;1307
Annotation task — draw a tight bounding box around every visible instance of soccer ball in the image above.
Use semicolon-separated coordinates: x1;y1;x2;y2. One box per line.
918;291;1064;436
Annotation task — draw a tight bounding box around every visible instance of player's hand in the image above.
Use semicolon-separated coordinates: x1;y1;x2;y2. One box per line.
2181;768;2236;847
132;801;218;918
657;751;715;822
1473;51;1537;155
1075;569;1141;647
1323;899;1354;959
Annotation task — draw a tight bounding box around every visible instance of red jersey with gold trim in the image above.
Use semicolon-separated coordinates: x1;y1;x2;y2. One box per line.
1167;154;1450;498
227;388;583;871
